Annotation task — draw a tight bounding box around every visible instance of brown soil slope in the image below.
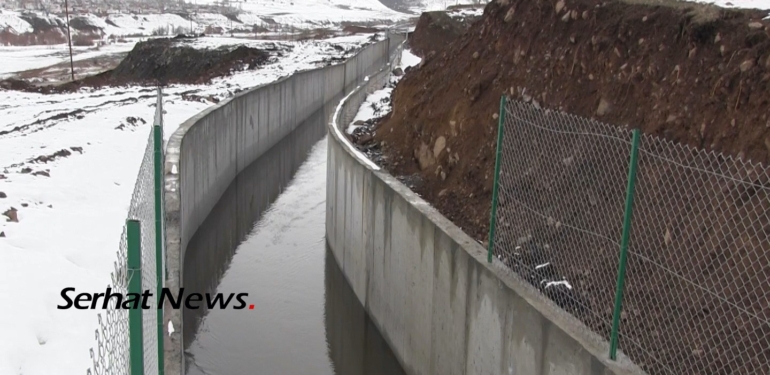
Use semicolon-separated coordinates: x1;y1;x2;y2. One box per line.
376;0;770;240
408;11;468;57
373;1;770;374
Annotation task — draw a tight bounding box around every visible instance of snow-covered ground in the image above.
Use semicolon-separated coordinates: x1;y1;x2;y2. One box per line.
0;33;375;375
0;40;139;77
403;0;484;12
0;0;410;43
346;48;420;134
695;0;770;10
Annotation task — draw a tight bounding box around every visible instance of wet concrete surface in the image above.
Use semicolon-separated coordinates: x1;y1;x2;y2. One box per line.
182;118;404;375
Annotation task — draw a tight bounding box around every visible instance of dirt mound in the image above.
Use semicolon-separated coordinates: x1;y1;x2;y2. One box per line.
107;38;269;85
69;17;104;35
342;25;381;34
373;0;770;373
0;37;271;93
408;11;467;57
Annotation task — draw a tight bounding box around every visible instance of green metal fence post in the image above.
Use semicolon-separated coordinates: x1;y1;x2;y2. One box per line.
609;128;641;360
127;219;144;375
153;113;165;375
487;95;506;263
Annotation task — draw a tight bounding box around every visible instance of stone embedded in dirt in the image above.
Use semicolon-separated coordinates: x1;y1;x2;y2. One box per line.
740;59;755;72
0;192;5;198
415;142;436;170
353;120;366;126
748;21;764;29
555;0;565;14
472;51;480;59
438;188;448;197
392;68;404;76
504;8;516;23
596;98;611;117
3;208;18;222
493;113;499;120
433;136;447;158
355;134;373;145
497;0;510;5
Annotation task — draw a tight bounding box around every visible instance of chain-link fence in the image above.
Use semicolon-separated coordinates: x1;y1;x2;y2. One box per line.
88;88;166;375
489;97;770;375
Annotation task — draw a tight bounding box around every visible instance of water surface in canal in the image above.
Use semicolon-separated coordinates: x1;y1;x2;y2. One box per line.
183;118;404;375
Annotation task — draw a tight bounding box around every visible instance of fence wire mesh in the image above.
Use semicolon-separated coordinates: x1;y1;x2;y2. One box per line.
491;98;770;375
89;229;130;375
622;135;770;375
88;124;161;375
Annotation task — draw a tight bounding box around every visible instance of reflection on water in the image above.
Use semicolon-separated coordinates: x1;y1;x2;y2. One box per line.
324;247;406;375
183;106;404;375
182;106;327;348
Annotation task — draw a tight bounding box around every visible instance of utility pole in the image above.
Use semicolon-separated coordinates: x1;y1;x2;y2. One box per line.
64;0;75;81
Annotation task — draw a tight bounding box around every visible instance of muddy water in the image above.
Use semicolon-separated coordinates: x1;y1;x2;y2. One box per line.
182;118;404;375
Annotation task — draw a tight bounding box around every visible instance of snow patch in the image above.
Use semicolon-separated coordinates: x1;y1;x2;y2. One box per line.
0;34;374;375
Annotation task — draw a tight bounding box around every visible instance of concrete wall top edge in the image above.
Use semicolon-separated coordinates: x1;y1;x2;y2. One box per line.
325;49;648;375
162;35;400;375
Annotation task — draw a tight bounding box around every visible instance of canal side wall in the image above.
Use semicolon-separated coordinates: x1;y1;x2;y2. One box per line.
325;54;648;375
163;33;405;375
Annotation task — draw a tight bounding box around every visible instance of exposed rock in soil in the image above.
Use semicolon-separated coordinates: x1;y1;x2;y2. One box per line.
377;0;770;241
374;1;770;374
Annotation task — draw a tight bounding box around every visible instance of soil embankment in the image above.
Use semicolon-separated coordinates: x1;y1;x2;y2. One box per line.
376;0;770;239
367;1;770;374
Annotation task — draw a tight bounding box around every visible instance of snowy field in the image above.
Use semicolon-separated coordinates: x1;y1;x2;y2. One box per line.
347;48;421;134
0;33;375;375
0;0;410;42
0;41;139;78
